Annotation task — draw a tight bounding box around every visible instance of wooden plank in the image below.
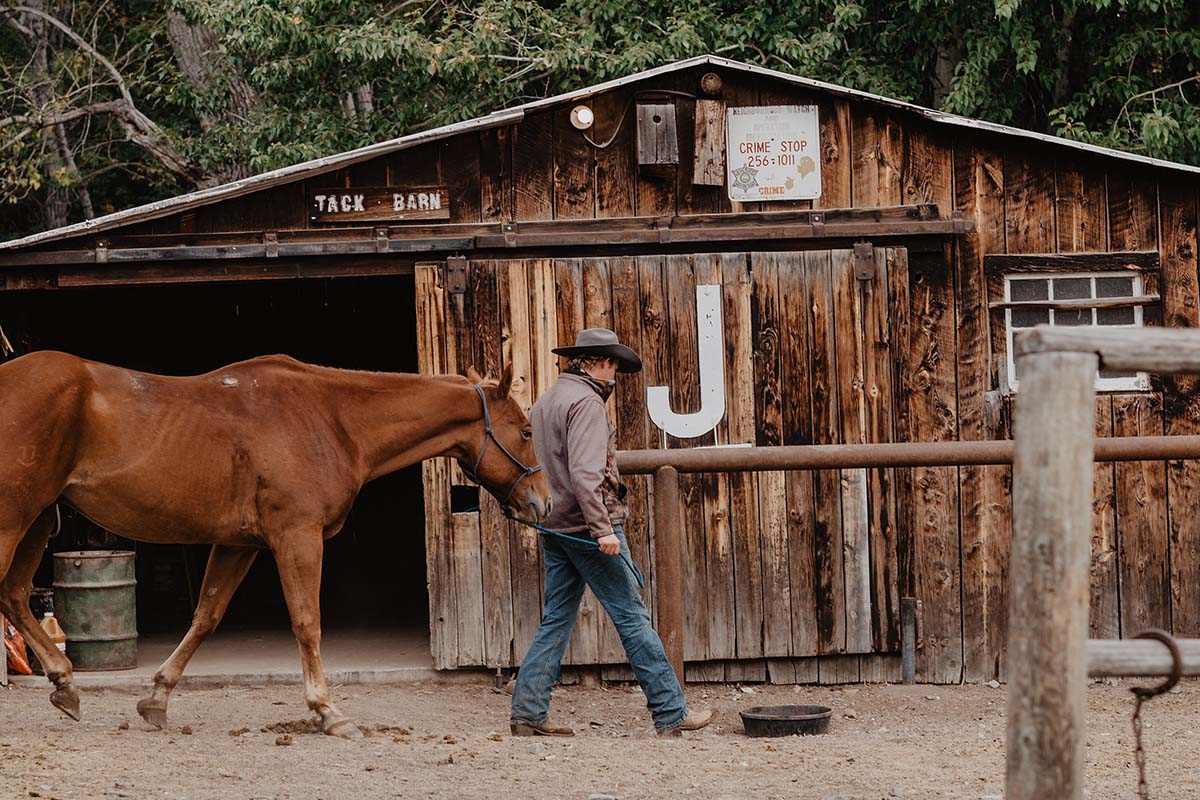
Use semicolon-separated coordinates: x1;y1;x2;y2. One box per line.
512;258;556;663
720;252;764;659
554;104;596;220
1004;150;1056;252
1107;170;1158;251
685;661;726;683
441;135;483;224
664;254;712;661
803;250;846;654
860;654;902;683
485;260;532;668
750;251;792;657
593;89;636;218
1160;181;1200;638
776;250;818;657
902;250;963;683
888;250;916;614
480;126;513;222
1113;394;1171;633
863;247;901;653
466;260;505;668
984;252;1158;273
1090;397;1120;640
1054;160;1108;252
415;263;457;669
954;142;1011;682
695;254;735;661
451;511;486;665
513;111;555;221
637;254;670;633
724;659;767;683
817;655;861;685
610;256;654;632
851;109;903;207
815;100;852;209
767;657;819;684
831;249;871;654
692;98;725;186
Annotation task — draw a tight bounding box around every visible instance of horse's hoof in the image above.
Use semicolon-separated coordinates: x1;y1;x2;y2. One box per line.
324;718;363;740
50;684;81;721
136;698;168;729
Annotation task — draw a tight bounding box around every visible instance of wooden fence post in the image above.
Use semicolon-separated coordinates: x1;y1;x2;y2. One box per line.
653;465;685;685
1006;346;1097;800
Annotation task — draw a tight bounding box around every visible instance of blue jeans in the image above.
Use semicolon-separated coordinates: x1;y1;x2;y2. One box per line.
510;525;688;731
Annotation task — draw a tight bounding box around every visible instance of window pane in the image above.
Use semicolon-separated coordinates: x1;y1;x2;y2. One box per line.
1096;276;1135;298
1053;277;1091;300
1011;308;1049;328
1054;308;1092;326
1010;278;1048;301
1097;306;1136;325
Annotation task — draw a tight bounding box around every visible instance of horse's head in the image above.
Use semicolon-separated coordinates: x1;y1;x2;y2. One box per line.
459;364;551;524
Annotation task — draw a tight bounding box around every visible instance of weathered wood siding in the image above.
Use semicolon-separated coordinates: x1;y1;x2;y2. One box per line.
94;65;1200;683
417;249;907;672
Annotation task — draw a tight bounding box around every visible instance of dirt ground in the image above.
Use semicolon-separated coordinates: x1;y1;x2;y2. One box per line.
1;678;1197;799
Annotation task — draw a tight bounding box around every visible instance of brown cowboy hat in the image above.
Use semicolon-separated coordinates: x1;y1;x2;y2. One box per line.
552;327;643;373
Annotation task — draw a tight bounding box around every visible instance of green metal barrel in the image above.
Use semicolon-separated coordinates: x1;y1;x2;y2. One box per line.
53;550;138;670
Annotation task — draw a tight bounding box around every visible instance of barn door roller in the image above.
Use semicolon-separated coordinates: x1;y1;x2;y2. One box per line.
853;242;875;280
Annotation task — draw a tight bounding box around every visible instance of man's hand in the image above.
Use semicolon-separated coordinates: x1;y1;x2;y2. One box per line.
597;534;620;556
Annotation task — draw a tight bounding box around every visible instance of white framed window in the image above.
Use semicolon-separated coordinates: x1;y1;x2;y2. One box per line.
1004;272;1149;393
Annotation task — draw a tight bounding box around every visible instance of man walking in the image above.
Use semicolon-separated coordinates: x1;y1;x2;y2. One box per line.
510;328;715;737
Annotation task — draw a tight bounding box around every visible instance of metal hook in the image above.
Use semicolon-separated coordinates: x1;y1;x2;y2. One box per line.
1130;628;1183;699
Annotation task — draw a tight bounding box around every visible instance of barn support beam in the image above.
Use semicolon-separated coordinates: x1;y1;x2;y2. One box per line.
0;204;967;270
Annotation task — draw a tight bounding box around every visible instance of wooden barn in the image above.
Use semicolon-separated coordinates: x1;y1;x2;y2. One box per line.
2;56;1198;686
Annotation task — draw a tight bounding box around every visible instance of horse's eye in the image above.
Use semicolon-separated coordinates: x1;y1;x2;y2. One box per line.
522;430;532;441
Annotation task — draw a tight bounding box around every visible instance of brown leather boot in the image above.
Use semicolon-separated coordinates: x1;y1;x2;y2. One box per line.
510;719;575;737
657;708;717;737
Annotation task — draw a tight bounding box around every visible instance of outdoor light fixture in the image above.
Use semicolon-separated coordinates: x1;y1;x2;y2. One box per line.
569;105;594;130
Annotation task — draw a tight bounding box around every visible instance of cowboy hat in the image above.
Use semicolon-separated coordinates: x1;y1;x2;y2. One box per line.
552;327;643;373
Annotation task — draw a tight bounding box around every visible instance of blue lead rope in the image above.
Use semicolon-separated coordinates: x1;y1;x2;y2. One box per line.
525;522;646;590
467;506;645;589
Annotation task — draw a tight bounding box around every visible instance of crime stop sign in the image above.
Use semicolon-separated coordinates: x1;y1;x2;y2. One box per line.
726;105;821;202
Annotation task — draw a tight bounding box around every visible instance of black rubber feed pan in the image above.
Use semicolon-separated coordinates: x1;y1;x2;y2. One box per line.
739;705;832;737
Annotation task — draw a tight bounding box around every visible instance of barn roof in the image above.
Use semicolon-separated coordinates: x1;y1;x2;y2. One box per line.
5;54;1198;252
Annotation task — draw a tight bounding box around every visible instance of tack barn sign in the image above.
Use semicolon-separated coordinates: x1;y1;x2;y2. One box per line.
726;105;821;202
307;186;450;223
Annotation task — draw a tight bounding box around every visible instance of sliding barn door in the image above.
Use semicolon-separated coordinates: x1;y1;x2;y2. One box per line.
415;249;909;671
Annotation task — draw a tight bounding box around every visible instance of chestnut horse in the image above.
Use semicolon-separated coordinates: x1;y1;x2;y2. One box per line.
0;350;550;738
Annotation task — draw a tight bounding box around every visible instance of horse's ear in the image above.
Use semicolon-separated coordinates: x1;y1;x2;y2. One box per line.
466;366;483;384
498;362;514;397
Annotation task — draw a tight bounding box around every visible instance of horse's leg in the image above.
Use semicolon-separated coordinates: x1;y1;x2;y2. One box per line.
136;544;258;728
0;507;80;719
273;533;361;739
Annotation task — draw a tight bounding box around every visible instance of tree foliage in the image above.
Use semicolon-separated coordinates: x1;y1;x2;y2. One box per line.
2;0;1198;238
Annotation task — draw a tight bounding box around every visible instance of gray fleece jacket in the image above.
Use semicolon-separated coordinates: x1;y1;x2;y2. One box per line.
530;370;629;540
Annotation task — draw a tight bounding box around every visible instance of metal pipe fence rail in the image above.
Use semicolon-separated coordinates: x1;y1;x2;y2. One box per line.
614;428;1200;694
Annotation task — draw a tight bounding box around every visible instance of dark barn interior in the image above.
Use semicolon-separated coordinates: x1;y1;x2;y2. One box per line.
0;276;428;636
